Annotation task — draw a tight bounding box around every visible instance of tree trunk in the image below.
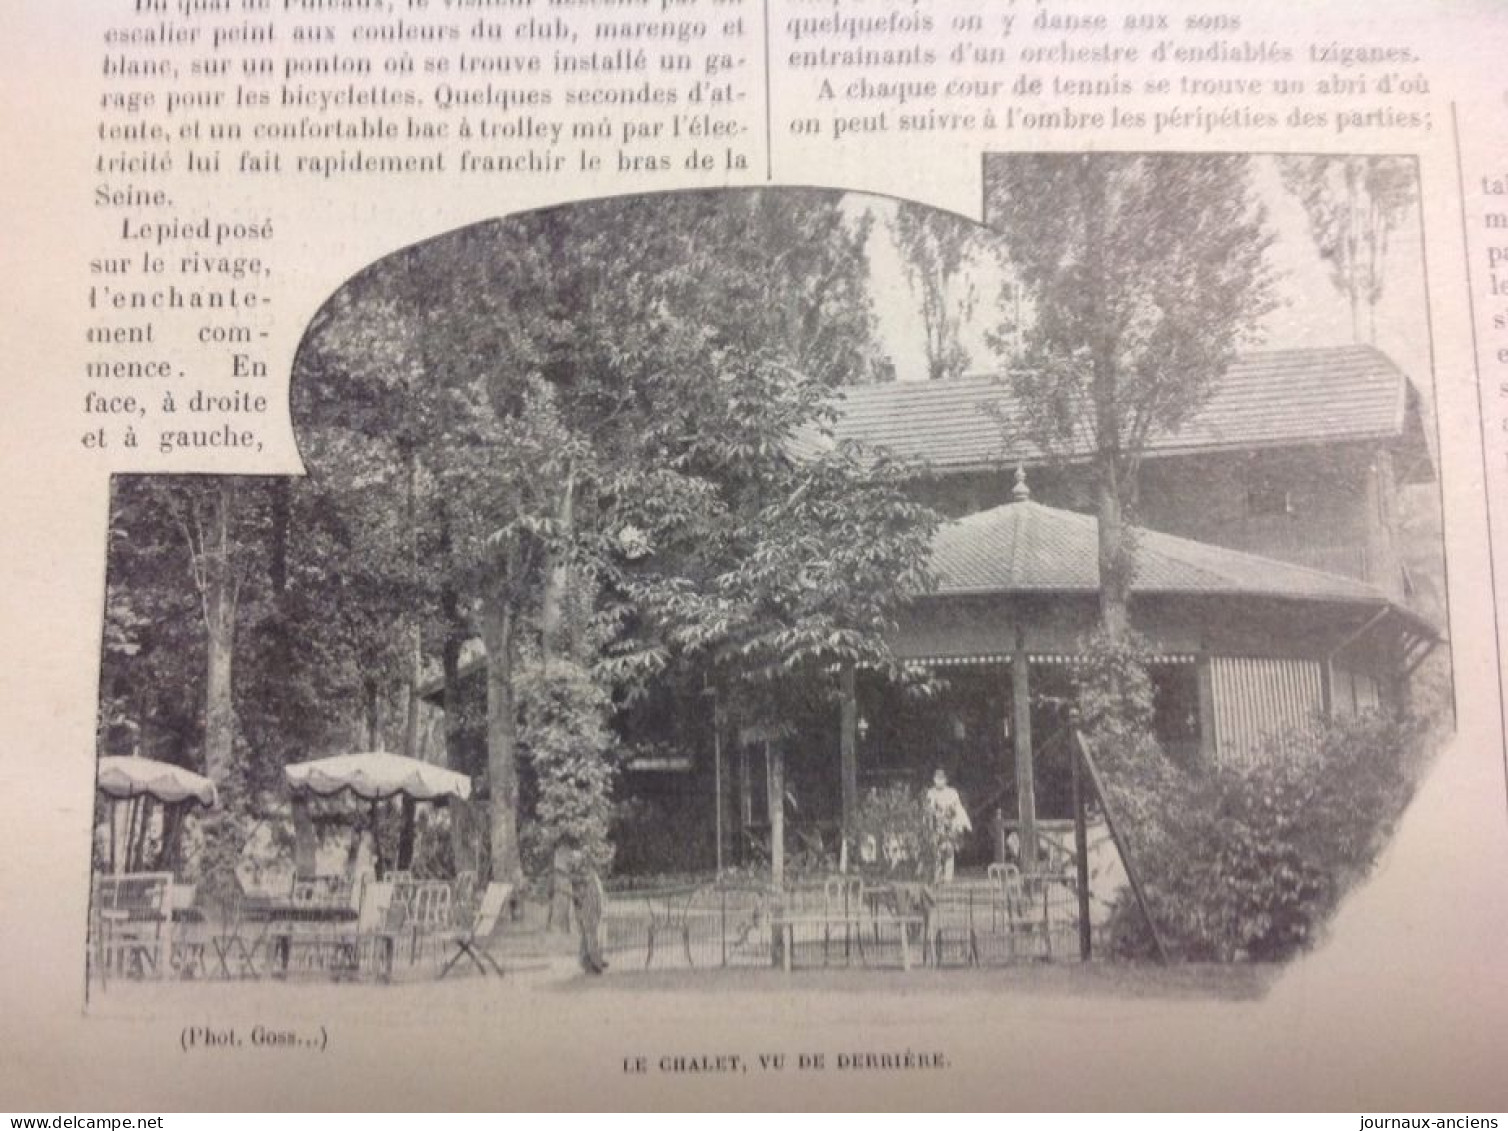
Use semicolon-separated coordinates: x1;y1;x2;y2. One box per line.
158;804;185;872
441;614;466;761
547;845;573;933
482;585;522;883
401;447;422;760
266;479;296;771
403;635;422;760
364;679;383;751
269;478;290;598
124;798;142;872
1347;161;1363;343
1078;159;1134;646
839;666;858;837
1096;473;1132;642
540;467;576;671
439;508;475;873
439;504;470;775
368;802;384;880
204;618;235;783
202;479;239;785
449;797;476;878
397;796;417;870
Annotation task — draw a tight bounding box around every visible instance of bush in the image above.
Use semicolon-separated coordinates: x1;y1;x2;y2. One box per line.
1103;710;1425;962
610;795;710;876
845;782;935;880
515;660;619;876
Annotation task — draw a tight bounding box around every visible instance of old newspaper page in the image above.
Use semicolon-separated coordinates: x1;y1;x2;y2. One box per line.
3;0;1507;1111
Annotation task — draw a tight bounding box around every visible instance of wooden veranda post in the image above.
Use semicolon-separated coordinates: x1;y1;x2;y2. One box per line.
1196;651;1218;766
712;697;724;876
1069;733;1092;961
1012;643;1038;868
700;681;726;876
766;741;785;888
839;666;858;836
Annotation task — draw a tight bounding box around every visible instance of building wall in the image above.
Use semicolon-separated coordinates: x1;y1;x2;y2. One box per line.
910;442;1407;597
1138;447;1384;587
894;593;1406;772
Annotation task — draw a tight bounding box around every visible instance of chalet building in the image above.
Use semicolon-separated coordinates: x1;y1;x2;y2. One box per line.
434;344;1445;876
847;472;1438;867
823;345;1436;601
684;343;1442;874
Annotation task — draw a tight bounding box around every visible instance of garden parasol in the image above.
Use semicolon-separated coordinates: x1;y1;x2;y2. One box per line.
283;752;472;877
283;751;471;802
97;756;218;807
95;756;217;874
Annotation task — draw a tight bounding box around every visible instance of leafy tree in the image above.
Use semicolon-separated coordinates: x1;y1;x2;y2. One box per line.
889;202;981;381
293;256;458;758
596;420;938;884
145;477;261;786
1102;711;1424;962
1277;156;1417;344
101;476;285;874
99;477;205;773
109;189;924;889
388;190;902;882
984;154;1278;641
294;215;605;882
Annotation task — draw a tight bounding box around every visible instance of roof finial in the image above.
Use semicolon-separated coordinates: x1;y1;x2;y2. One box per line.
1011;464;1031;502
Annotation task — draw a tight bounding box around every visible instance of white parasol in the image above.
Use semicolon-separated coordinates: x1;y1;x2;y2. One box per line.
96;755;218;808
283;751;472;803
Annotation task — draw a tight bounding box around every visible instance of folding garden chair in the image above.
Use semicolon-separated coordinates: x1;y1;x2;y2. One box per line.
438;882;513;978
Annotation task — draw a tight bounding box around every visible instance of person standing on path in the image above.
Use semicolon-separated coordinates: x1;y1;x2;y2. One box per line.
926;767;972;883
571;853;608;974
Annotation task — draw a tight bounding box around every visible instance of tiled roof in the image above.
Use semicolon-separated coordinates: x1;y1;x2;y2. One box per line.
930;498;1396;607
822;345;1412;470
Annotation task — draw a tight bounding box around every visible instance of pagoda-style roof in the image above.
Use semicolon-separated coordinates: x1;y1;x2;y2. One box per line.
815;345;1431;478
927;495;1436;637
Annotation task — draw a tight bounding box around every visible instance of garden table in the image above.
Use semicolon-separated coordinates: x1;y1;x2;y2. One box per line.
256;903;362;978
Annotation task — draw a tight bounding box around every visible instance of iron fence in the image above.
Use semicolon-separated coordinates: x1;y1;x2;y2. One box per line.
599;874;1104;971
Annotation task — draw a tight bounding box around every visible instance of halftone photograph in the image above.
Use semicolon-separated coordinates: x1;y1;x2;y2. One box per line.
88;155;1449;1016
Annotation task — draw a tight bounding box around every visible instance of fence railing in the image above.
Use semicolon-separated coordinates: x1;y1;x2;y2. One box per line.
599;874;1100;971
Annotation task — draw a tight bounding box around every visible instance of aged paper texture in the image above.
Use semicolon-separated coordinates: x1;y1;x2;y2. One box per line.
2;0;1507;1111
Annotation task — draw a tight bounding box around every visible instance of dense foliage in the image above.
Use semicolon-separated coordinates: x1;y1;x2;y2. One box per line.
1072;632;1426;963
1100;709;1424;962
984;154;1278;641
98;189;940;887
516;659;618;875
